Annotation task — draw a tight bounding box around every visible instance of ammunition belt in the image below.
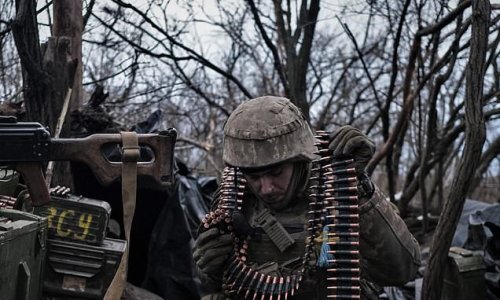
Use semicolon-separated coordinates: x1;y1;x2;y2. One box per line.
201;167;245;232
0;195;16;209
312;131;360;299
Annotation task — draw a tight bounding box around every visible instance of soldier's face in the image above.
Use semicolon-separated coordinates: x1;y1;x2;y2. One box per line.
242;162;294;210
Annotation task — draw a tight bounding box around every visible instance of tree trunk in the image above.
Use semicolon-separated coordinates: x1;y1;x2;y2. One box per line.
49;0;83;188
11;0;48;123
12;0;80;189
53;0;83;112
421;1;489;299
42;37;77;188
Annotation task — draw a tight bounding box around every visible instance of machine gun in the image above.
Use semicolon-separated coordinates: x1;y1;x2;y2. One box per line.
0;116;177;206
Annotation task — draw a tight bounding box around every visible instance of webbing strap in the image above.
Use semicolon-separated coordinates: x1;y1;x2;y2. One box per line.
104;131;139;299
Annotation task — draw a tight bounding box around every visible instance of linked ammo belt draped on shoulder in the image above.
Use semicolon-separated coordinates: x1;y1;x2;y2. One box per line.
200;131;361;299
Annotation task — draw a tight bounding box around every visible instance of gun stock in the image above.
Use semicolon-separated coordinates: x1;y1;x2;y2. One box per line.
50;130;177;186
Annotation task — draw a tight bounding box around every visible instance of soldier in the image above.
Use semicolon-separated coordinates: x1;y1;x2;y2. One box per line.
193;96;420;299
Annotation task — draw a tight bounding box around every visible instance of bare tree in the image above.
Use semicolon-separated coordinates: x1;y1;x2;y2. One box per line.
70;0;500;207
422;1;489;298
11;0;80;187
2;1;500;294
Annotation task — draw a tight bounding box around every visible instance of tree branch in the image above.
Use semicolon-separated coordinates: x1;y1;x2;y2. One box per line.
247;0;289;93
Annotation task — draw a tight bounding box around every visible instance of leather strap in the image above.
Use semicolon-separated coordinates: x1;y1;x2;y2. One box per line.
104;131;139;299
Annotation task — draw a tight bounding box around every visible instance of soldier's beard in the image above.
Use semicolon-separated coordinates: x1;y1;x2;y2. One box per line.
282;161;311;206
254;161;311;211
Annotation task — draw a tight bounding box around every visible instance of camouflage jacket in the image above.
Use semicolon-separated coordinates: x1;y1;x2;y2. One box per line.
197;185;421;300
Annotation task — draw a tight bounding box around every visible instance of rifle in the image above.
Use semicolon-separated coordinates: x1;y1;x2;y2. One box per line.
0;116;177;206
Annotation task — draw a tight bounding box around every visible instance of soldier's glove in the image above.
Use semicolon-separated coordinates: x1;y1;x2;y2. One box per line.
193;227;234;278
328;125;375;176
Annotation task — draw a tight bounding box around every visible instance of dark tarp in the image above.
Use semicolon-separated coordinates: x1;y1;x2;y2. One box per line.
141;162;214;300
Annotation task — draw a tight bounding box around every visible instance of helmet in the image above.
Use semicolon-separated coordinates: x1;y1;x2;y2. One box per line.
223;96;318;168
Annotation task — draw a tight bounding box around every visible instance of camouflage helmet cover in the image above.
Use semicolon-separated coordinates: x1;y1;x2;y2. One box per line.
223;96;318;168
